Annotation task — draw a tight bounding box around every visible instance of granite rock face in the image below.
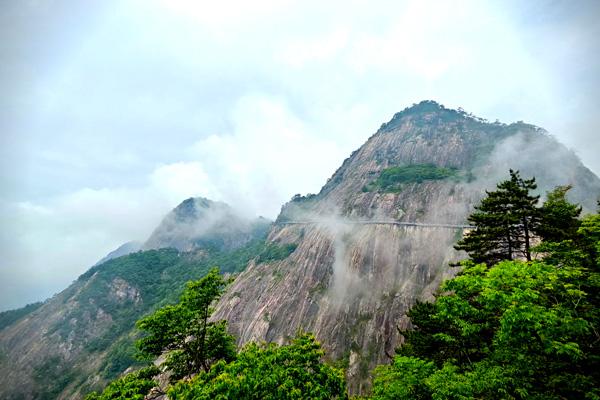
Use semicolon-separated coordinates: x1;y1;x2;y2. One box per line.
213;101;600;394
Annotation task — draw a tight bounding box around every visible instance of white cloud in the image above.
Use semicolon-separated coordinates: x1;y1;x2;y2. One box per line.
0;160;222;310
189;94;348;217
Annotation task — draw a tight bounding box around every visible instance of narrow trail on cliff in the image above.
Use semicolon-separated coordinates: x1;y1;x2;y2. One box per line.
278;221;474;229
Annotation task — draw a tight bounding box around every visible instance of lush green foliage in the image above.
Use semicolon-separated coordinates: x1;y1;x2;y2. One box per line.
364;164;458;192
373;257;599;399
169;333;347;400
136;268;236;379
84;366;160;400
455;170;540;264
0;301;43;331
256;242;298;263
373;184;600;400
537;185;582;243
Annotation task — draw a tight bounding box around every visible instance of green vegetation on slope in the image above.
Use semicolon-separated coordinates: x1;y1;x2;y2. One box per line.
36;232;269;398
136;268;236;380
84;366;159;400
87;270;345;400
363;164;459;192
0;301;44;331
256;242;298;263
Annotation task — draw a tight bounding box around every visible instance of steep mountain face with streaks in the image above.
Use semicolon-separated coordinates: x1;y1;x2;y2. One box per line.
213;100;600;393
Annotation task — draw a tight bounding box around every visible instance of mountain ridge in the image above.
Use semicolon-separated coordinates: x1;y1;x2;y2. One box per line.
1;101;599;399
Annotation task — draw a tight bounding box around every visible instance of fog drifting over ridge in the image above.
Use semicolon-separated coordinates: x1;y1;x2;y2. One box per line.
1;0;600;310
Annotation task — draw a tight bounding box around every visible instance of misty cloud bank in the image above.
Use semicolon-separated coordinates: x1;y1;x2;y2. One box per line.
465;130;600;212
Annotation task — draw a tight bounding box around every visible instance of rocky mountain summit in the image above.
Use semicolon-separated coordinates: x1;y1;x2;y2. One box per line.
213;100;600;393
1;101;599;399
143;197;270;252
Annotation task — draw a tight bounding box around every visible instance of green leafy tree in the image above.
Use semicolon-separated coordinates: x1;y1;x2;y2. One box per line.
578;213;600;267
373;177;599;399
168;333;347;400
372;258;599;399
537;185;582;243
84;366;159;400
135;268;236;379
455;170;540;264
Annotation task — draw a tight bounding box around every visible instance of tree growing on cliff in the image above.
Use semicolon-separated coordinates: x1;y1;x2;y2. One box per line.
455;170;540;264
135;268;236;379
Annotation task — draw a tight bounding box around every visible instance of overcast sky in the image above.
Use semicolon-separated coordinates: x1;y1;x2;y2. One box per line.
1;0;599;310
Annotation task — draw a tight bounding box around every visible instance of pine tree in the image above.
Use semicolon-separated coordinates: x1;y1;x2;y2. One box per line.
455;170;540;264
537;185;582;243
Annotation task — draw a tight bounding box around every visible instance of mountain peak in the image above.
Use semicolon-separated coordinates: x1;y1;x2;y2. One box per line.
172;197;225;221
379;100;474;132
144;197;270;252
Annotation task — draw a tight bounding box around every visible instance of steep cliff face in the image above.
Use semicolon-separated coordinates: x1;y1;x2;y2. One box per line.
213;101;600;393
0;198;271;400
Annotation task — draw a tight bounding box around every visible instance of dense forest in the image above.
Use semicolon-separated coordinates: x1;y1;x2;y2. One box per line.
85;171;600;399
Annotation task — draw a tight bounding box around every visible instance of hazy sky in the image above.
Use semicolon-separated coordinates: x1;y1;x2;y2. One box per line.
1;0;599;310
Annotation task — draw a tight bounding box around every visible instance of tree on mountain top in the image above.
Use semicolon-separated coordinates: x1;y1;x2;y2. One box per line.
455;170;540;264
135;268;236;380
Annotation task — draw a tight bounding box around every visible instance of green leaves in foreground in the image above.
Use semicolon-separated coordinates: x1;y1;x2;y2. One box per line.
169;333;347;400
84;366;159;400
372;259;600;400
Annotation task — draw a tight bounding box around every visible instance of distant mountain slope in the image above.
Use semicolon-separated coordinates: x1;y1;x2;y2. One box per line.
0;301;44;332
213;100;600;394
93;241;141;266
0;199;271;400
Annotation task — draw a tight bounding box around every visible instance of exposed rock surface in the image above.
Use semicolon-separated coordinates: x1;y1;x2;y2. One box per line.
213;101;600;394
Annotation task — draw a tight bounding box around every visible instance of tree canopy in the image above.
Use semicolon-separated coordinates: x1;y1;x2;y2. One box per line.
168;333;347;400
84;366;159;400
135;267;236;379
455;170;540;264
